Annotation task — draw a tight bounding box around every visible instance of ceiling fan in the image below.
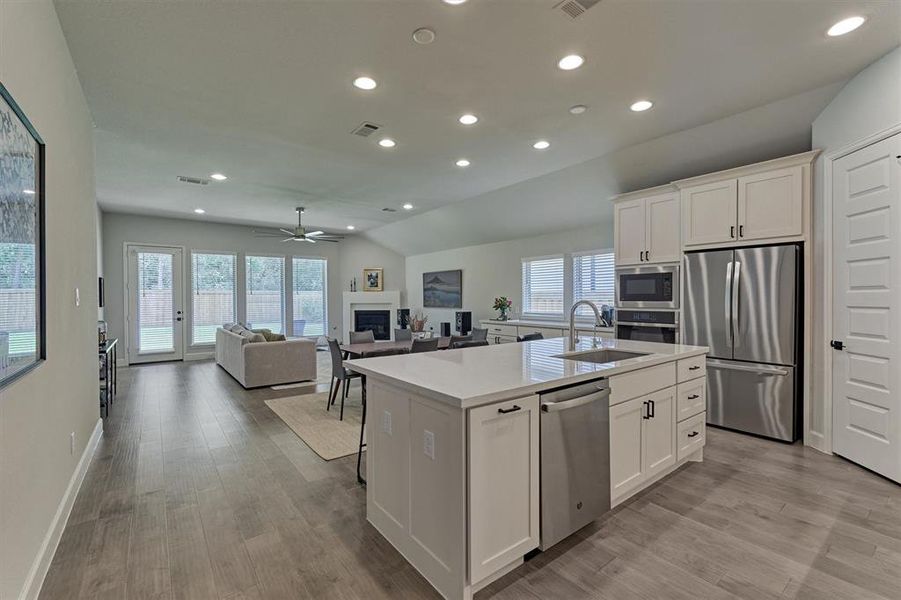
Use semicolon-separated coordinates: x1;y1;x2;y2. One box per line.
255;207;344;243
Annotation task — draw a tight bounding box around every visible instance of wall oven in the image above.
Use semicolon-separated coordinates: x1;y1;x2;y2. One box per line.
615;264;679;310
615;310;679;345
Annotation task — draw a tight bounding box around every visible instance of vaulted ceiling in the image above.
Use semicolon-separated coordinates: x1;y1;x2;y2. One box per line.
55;0;901;254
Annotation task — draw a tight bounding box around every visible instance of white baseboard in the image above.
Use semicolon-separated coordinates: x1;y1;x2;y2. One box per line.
184;351;214;361
19;418;103;600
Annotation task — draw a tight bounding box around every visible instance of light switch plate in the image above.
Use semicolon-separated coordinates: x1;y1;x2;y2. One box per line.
74;287;80;307
382;410;392;435
423;430;435;460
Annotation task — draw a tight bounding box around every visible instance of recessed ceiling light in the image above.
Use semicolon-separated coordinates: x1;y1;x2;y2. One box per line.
378;138;396;148
402;203;414;210
557;54;585;71
194;208;206;214
458;113;478;125
412;28;436;45
210;173;227;181
827;16;866;36
532;140;550;150
630;100;654;112
569;104;587;115
23;189;36;195
346;225;356;230
353;76;377;90
455;158;470;167
442;0;467;4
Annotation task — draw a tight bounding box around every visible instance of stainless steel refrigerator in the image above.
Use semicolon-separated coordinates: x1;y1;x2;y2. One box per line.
683;244;801;442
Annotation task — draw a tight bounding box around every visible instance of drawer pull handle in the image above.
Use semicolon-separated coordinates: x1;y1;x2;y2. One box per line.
687;431;699;438
498;405;521;414
688;394;700;400
688;366;701;371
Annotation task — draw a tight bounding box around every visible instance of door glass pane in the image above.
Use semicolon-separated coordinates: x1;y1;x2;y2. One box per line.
292;257;327;336
246;256;284;333
137;252;174;352
191;252;236;345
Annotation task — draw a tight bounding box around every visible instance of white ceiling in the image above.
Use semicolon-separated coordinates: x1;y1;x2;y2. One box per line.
55;0;900;251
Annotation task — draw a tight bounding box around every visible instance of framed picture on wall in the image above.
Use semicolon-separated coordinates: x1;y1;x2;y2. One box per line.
0;82;46;388
363;267;383;291
423;269;462;308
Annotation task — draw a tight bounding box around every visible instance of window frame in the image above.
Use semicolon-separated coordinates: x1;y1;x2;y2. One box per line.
189;250;237;347
571;248;616;321
291;255;328;338
520;254;566;320
244;253;287;334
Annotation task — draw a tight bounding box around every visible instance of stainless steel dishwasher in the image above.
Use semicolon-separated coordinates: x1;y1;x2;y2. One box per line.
539;377;611;550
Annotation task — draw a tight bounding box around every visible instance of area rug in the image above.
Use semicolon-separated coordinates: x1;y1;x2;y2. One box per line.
265;388;364;461
270;351;333;390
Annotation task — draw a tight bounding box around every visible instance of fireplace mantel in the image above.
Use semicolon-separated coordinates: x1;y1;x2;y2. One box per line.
342;291;401;342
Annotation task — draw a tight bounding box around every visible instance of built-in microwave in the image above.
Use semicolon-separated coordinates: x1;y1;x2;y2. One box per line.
615;264;679;310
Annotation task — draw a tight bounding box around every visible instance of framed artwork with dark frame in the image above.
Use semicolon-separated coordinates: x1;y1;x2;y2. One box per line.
0;82;46;388
423;269;462;308
362;267;383;292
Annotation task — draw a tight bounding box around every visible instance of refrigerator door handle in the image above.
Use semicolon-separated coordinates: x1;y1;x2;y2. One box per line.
707;358;790;377
731;261;741;348
724;261;733;348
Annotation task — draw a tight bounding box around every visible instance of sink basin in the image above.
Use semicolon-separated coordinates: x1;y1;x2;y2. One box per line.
556;349;649;364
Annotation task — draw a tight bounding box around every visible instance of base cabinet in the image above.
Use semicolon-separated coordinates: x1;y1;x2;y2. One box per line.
642;386;677;480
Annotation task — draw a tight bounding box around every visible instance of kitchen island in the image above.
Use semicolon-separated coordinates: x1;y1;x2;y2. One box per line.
346;337;708;600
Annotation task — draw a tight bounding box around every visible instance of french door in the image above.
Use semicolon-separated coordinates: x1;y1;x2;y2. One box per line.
127;245;185;363
832;132;900;483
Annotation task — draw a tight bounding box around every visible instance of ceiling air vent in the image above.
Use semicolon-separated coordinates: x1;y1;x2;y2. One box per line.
177;175;210;185
382;207;397;213
554;0;601;20
351;122;381;137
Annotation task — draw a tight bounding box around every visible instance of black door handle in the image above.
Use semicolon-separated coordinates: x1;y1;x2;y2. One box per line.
498;405;521;414
642;401;650;419
830;340;844;351
730;225;735;238
648;399;655;418
688;394;699;400
176;317;182;322
687;431;699;438
689;365;701;371
645;249;650;261
739;225;744;238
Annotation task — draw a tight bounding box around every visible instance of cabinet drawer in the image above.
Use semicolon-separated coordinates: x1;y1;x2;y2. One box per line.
517;326;564;339
677;355;706;382
489;334;517;345
676;379;706;421
610;362;676;405
485;323;517;336
677;412;706;460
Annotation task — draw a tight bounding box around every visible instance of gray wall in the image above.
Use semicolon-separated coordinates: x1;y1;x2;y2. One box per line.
0;2;100;598
102;212;405;354
405;223;612;330
809;46;901;449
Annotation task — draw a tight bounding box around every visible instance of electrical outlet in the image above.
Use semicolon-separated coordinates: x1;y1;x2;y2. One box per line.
74;287;80;307
70;432;76;455
423;430;435;460
381;410;392;435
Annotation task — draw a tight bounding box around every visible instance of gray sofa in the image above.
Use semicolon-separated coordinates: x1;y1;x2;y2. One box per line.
215;326;317;388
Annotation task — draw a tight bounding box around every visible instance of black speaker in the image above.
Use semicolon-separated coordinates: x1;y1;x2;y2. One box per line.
397;308;410;328
455;311;472;335
440;322;451;337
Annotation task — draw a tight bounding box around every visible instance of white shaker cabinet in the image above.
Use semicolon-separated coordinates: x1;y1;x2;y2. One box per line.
642;386;677;480
609;394;646;499
613;187;680;266
681;179;738;247
737;165;803;241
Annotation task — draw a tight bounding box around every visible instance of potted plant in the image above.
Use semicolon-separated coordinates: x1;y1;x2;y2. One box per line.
410;309;429;332
493;297;512;321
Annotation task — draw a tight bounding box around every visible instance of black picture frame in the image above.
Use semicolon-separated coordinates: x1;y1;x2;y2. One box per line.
0;81;46;389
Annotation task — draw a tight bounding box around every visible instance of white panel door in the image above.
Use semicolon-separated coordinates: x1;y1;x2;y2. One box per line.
468;395;539;583
737;166;803;241
681;180;737;246
127;246;184;363
614;198;646;266
609;395;645;500
832;133;901;483
641;386;676;480
645;194;681;264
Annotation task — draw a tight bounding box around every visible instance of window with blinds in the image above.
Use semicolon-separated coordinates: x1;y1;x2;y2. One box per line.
292;257;327;337
0;243;38;366
191;252;236;345
521;256;564;318
246;255;285;333
573;250;615;317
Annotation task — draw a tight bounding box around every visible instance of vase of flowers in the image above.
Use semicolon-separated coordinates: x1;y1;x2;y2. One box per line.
493;297;512;321
410;309;429;332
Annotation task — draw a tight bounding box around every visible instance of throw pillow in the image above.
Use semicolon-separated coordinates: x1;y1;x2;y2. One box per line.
249;333;267;343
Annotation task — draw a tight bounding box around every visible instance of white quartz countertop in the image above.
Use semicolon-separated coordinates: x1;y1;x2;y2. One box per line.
346;337;707;408
480;318;614;333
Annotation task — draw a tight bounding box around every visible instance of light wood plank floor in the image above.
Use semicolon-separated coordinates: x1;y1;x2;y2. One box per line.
40;359;900;600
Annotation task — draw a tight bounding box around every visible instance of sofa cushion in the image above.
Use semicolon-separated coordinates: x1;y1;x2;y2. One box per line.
229;324;246;333
261;330;285;342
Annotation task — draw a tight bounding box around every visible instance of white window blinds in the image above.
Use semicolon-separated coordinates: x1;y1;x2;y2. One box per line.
191;252;236;345
292;257;327;337
246;256;285;333
521;256;564;318
573;250;615;317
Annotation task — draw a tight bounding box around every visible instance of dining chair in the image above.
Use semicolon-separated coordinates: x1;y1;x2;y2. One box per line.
517;332;544;342
327;338;362;421
349;330;375;344
453;339;489;349
471;327;488;342
394;328;412;341
410;338;440;353
449;334;472;348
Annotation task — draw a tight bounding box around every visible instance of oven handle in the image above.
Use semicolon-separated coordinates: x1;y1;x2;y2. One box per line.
617;322;679;329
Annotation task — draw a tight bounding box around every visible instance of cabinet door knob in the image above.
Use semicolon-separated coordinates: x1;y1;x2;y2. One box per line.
498;405;521;414
687;431;699;438
688;394;700;400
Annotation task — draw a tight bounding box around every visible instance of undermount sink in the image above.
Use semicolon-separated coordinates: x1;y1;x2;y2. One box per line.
556;349;649;364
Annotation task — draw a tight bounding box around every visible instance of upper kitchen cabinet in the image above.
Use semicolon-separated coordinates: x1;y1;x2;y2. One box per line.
613;186;680;266
676;151;816;250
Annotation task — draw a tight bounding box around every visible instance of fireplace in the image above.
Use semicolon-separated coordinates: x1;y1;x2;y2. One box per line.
354;310;391;340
